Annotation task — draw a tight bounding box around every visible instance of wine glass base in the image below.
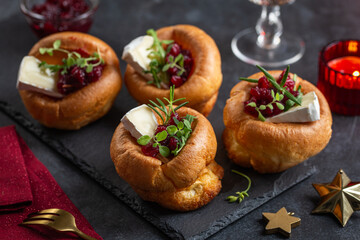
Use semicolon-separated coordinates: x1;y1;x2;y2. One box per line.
231;28;305;67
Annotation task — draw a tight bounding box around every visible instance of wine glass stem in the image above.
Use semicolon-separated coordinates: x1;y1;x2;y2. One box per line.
255;5;283;50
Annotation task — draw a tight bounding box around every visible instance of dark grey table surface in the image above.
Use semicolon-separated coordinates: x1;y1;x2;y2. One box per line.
1;0;360;239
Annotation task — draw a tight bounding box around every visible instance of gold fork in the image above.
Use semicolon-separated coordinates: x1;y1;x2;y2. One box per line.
20;208;98;240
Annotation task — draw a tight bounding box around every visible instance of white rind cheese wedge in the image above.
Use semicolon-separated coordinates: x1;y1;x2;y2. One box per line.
267;91;320;123
122;35;154;82
121;104;158;139
17;56;63;98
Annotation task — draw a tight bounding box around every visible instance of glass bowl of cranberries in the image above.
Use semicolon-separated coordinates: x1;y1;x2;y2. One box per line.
20;0;99;38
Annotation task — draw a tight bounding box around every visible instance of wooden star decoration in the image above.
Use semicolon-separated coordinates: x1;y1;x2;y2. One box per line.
262;207;301;237
312;169;360;227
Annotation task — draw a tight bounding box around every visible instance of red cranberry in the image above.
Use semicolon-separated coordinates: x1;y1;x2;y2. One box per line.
258;76;270;89
250;87;261;99
165;54;174;63
155;125;167;135
278;69;291;84
273;103;283;115
181;49;190;56
168;112;181;126
56;49;104;95
181;76;187;83
141;144;159;158
167;67;178;75
74;48;90;58
244;101;258;117
168;137;178;151
70;66;86;85
183;55;193;70
87;65;103;82
169;43;181;56
170;75;183;88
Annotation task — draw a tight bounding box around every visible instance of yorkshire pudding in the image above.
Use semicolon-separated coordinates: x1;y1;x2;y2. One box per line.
110;106;223;211
223;71;332;173
124;24;222;117
18;32;122;130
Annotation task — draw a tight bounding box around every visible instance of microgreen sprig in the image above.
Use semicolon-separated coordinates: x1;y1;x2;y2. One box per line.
226;170;251;203
144;29;185;88
246;89;285;121
162;54;185;76
38;40;104;75
136;86;196;158
137;114;195;157
138;130;171;157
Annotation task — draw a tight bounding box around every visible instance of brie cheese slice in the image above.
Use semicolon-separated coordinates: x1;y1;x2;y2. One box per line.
267;91;320;123
122;35;154;81
121;104;158;139
17;56;63;98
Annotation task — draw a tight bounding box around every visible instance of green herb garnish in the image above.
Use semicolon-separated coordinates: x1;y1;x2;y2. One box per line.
136;86;196;158
226;170;251;203
280;65;290;87
256;65;301;106
241;65;303;122
144;29;185;88
238;77;259;83
38;40;104;75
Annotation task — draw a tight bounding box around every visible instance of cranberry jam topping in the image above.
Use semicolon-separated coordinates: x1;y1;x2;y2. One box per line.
57;61;104;95
56;48;104;95
136;86;195;160
141;113;183;158
30;0;91;37
244;68;301;119
165;43;194;88
38;40;105;96
145;29;194;89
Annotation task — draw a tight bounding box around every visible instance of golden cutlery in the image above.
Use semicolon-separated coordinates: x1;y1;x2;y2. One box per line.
20;208;98;240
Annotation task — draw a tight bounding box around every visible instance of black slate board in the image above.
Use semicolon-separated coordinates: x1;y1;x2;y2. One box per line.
0;100;316;240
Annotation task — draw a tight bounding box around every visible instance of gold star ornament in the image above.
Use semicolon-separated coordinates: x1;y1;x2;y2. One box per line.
312;169;360;227
262;207;301;237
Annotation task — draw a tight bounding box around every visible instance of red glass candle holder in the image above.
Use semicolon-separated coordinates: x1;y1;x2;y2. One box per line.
318;39;360;115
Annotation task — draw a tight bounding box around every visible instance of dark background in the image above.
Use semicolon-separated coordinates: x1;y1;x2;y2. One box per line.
1;0;360;239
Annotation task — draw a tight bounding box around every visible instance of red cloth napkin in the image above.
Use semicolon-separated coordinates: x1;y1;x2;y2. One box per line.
0;126;102;240
0;126;32;211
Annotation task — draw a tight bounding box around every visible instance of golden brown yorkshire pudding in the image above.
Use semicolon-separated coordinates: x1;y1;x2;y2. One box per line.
18;32;122;130
110;107;224;211
124;24;222;117
223;71;332;173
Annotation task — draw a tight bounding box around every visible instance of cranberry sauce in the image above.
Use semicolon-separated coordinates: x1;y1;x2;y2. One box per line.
165;43;193;88
244;70;300;118
57;49;104;95
31;0;91;38
141;113;181;158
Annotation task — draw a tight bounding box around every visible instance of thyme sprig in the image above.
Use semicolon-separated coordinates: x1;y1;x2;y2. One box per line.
137;86;196;158
144;29;185;88
147;86;187;124
38;40;104;75
227;170;251;203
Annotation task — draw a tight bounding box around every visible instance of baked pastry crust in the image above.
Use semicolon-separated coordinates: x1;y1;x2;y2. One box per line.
110;107;223;211
124;24;222;117
19;32;122;130
223;71;332;173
